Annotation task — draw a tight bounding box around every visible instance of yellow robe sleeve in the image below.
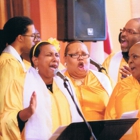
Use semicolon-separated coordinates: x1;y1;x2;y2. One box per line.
1;75;25;140
105;77;140;140
0;53;24;114
104;83;120;119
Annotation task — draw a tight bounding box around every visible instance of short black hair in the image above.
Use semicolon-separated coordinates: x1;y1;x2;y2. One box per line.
3;16;33;44
118;32;122;43
0;16;33;54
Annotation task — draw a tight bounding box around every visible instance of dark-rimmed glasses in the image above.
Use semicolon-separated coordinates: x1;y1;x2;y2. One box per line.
67;53;90;59
22;33;40;41
120;28;140;35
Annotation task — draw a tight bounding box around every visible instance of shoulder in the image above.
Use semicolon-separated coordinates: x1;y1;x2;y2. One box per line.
0;53;22;71
0;53;19;66
113;76;137;95
118;76;137;87
104;52;116;60
88;69;112;85
89;69;110;79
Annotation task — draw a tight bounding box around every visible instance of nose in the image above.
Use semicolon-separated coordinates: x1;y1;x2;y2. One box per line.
52;55;60;62
34;37;41;44
128;56;132;65
77;55;84;60
121;30;127;36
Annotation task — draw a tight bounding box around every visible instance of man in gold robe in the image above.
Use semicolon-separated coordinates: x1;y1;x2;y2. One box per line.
102;18;140;87
0;16;37;140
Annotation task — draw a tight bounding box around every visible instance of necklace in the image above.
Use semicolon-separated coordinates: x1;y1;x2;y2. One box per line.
71;78;85;86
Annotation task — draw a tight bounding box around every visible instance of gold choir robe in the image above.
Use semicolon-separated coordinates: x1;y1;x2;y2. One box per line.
23;59;31;70
105;76;140;140
1;67;82;140
0;45;26;140
102;52;127;86
0;53;25;113
0;53;25;140
64;70;112;121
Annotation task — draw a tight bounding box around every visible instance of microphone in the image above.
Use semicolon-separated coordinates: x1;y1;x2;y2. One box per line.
90;58;107;74
54;69;68;81
54;69;97;140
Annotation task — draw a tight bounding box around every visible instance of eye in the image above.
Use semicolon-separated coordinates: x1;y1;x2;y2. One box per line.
133;55;138;59
72;54;78;56
55;53;60;57
127;29;134;34
82;53;88;56
45;53;52;56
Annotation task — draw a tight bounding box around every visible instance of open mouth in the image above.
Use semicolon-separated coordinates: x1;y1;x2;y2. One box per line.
130;66;135;72
78;62;84;70
120;38;127;45
50;64;58;71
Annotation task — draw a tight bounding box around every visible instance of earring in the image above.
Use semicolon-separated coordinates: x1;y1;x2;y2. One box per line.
64;63;67;67
36;67;39;72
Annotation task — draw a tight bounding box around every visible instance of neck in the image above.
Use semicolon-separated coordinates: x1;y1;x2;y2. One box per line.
10;42;22;55
43;77;53;85
122;52;129;63
22;53;30;62
39;74;53;85
69;73;86;80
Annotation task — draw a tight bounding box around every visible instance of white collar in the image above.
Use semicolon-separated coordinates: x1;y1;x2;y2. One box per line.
3;45;26;72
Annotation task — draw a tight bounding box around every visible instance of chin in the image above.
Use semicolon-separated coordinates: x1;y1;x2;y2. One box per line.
122;49;129;52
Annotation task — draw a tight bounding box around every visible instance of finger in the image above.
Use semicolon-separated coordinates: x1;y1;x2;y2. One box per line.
120;67;131;76
30;91;36;106
123;65;130;70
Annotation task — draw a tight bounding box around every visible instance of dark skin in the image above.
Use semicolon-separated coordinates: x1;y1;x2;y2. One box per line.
119;18;140;79
19;91;37;121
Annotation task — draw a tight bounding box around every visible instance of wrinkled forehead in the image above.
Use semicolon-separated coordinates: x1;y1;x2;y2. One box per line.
125;19;140;31
68;42;89;53
129;42;140;54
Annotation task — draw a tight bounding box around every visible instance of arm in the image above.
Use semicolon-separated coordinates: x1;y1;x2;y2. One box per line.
19;92;36;121
104;83;121;120
120;65;131;79
1;77;36;140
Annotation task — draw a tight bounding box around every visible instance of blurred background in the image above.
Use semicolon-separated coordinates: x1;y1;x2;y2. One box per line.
0;0;140;69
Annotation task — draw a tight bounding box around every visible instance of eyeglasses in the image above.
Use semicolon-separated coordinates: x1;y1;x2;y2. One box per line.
120;28;140;35
22;33;41;41
67;53;90;59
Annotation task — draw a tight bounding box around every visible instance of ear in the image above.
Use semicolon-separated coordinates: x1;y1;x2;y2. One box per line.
17;34;24;42
32;56;38;67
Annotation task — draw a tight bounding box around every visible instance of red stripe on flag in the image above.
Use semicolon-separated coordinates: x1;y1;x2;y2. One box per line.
104;19;112;54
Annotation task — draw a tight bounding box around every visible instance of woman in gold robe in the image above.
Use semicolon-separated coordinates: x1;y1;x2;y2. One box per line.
63;41;112;121
105;42;140;140
1;41;82;140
